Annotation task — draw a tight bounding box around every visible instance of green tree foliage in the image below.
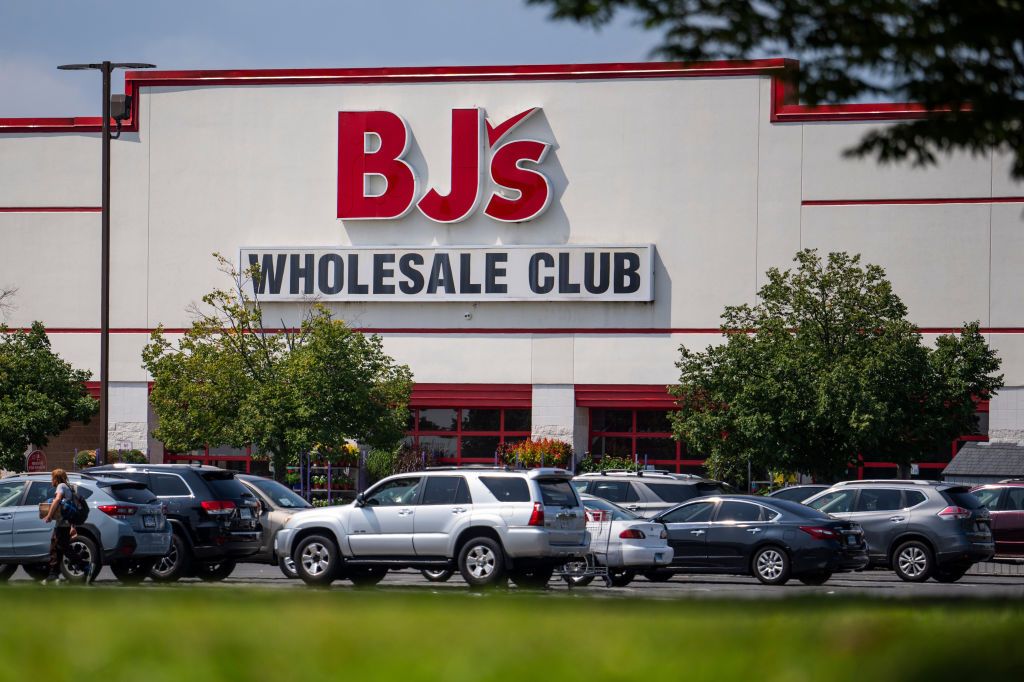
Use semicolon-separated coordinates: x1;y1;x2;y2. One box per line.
0;322;98;471
529;0;1024;176
143;255;413;479
669;250;1003;482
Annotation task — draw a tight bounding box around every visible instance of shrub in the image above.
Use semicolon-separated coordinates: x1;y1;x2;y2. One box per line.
576;454;640;474
119;449;147;464
75;450;97;469
498;439;572;469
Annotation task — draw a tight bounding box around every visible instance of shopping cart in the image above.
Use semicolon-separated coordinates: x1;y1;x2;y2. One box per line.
555;508;614;588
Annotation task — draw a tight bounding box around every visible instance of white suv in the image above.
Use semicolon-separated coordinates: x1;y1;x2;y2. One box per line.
276;467;588;588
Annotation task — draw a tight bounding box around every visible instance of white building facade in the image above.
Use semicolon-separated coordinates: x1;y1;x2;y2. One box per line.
1;60;1021;476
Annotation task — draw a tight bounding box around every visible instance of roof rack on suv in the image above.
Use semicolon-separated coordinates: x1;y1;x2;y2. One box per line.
584;469;679;478
423;465;512;472
998;478;1024;483
832;479;938;486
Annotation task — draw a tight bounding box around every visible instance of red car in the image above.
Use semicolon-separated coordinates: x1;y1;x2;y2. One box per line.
971;481;1024;556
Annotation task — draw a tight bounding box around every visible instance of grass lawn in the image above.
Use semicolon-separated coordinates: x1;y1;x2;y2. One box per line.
0;586;1020;682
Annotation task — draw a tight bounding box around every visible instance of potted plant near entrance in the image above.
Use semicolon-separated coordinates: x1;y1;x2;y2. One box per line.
498;438;573;469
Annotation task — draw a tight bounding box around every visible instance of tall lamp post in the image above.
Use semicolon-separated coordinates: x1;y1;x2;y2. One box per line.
57;61;156;465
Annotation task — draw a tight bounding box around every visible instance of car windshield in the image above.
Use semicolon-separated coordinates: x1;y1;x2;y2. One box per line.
246;478;312;509
582;496;638;521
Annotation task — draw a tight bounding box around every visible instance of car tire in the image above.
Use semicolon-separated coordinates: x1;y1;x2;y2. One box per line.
609;570;636;587
194;560;237;582
752;546;791;585
278;555;299;579
892;540;934;583
457;536;507;589
421;568;455;583
509;566;554;589
110;558;157;584
60;535;101;584
294;534;340;587
150;532;193;583
643;569;674;583
932;563;970;583
21;563;50;581
562;560;594;587
0;564;16;582
349;567;388;587
797;571;832;586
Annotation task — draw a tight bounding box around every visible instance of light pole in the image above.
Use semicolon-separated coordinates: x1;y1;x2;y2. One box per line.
57;61;156;465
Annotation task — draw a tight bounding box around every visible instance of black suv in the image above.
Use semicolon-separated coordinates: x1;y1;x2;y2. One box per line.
88;464;261;582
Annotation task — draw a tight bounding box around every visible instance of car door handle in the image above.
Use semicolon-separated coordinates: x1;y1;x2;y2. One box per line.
398;509;414;516
451;507;467;514
746;528;763;534
889;516;905;522
626;505;640;511
0;514;11;520
689;530;705;535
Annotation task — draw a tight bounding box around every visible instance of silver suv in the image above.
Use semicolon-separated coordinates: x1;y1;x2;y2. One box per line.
573;470;733;516
803;480;994;582
276;467;588;588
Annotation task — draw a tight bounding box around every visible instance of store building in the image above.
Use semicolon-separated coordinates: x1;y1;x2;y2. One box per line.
1;59;1021;477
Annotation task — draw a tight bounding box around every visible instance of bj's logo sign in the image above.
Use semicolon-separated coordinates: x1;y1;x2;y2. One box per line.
337;107;551;223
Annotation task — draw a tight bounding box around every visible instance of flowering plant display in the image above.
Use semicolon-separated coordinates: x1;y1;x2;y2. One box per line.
497;438;573;469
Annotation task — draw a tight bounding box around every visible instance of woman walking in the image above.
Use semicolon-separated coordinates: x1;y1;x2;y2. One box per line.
42;469;91;585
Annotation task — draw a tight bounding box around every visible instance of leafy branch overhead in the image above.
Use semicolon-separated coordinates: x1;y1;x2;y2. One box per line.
529;0;1024;176
669;250;1003;482
143;254;414;479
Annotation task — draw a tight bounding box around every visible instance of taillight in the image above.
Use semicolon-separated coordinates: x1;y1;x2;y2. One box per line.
527;502;545;527
799;526;839;541
97;504;137;518
201;500;237;516
619;529;647;539
937;506;972;520
659;529;668;540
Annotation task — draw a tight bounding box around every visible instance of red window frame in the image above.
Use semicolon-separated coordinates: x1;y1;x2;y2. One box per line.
588;408;701;474
163;445;253;473
405;407;531;465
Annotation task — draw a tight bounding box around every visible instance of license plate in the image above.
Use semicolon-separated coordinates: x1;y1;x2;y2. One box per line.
239;508;252;519
143;515;156;529
847;535;857;546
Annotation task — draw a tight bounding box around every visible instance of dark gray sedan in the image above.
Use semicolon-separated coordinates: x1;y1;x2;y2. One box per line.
645;495;869;585
236;474;312;578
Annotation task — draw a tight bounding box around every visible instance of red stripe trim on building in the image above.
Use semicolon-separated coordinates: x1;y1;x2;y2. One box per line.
410;383;532;408
16;326;1024;335
0;59;960;135
575;384;677;409
0;207;102;213
803;197;1024;207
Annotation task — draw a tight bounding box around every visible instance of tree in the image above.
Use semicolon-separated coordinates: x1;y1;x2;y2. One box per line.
669;250;1003;483
529;0;1024;177
143;255;414;480
0;322;98;471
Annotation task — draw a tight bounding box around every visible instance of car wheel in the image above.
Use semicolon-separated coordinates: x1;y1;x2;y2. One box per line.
643;569;674;583
457;536;507;588
278;555;299;579
349;567;388;587
892;540;933;583
609;570;636;587
110;558;157;584
21;563;50;581
150;533;192;583
0;564;16;582
194;560;237;582
562;560;594;587
60;536;101;584
509;566;554;589
421;568;455;583
797;571;832;586
752;546;791;585
295;534;340;587
932;563;970;583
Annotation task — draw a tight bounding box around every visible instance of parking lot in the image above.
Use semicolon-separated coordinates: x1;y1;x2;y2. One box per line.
11;562;1024;599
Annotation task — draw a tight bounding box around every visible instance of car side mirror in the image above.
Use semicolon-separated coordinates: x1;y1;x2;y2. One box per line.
354;493;365;508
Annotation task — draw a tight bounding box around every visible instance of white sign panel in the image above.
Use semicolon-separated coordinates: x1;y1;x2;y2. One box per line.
239;245;654;302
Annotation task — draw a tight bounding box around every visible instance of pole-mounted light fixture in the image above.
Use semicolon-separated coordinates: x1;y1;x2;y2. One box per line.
57;61;156;466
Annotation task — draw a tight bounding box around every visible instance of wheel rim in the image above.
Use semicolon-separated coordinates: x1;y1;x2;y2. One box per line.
63;541;92;577
284;557;296;574
898;546;928;577
301;542;331;576
465;544;496;579
423;569;448;579
565;560;587;575
154;540;179;575
756;549;784;581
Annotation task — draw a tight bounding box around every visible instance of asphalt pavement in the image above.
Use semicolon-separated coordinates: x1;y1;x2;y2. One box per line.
10;562;1024;599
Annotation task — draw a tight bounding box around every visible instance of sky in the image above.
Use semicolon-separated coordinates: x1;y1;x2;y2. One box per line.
0;0;661;117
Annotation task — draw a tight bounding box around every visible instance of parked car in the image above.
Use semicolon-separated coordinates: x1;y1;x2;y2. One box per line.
768;485;830;504
572;471;733;516
971;481;1024;556
277;467;589;589
236;473;312;578
0;473;170;584
803;480;994;582
89;463;261;582
646;495;869;585
563;494;673;587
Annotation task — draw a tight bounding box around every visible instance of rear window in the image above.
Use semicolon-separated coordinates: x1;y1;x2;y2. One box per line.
538;480;578;508
480;477;530;502
943;488;984;509
200;472;251;500
644;483;699;503
108;484;157;504
150;474;191;497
